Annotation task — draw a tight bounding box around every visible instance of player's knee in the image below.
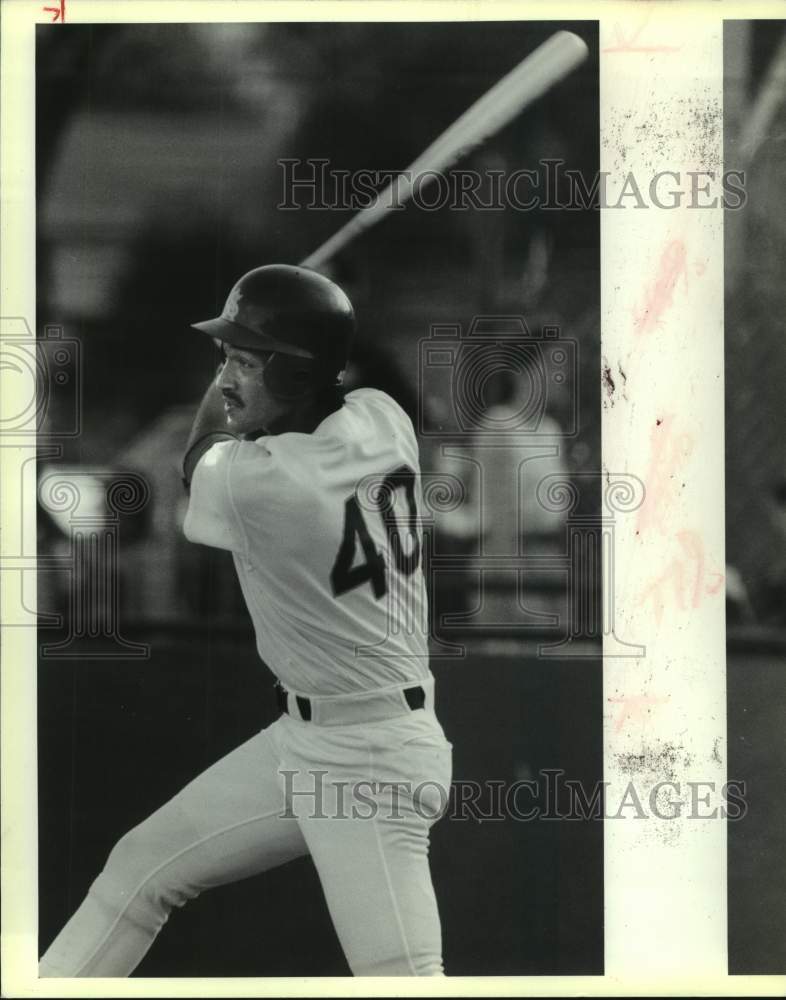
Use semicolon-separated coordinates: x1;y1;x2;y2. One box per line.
91;824;198;932
102;823;159;884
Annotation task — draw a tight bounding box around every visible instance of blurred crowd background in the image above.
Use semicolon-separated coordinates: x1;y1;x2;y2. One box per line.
35;21;601;637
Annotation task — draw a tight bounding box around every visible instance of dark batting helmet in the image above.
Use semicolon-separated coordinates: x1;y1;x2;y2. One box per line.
191;264;355;398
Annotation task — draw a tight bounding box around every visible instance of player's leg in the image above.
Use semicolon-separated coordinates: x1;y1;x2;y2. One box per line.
286;715;453;976
39;722;307;977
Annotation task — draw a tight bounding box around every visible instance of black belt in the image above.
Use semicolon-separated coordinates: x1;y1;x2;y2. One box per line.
274;681;426;722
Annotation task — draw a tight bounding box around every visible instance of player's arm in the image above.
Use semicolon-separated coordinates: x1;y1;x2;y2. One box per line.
182;378;236;491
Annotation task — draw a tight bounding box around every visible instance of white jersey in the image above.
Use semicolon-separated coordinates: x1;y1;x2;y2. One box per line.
183;388;431;695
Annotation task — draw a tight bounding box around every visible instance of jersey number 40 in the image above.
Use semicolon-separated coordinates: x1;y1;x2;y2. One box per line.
330;464;420;600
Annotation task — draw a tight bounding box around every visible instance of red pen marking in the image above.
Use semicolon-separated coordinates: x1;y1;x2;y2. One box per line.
43;0;65;21
633;239;689;335
607;693;670;733
636;415;694;535
602;21;682;55
637;530;725;625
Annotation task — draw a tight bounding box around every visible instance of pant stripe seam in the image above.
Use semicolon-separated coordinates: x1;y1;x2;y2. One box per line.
367;745;417;977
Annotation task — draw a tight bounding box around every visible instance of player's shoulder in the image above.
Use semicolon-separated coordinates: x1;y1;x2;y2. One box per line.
337;387;416;439
194;390;420;519
217;389;416;484
276;388;419;482
196;435;279;494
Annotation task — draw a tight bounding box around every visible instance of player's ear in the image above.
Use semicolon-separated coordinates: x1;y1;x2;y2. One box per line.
263;354;320;399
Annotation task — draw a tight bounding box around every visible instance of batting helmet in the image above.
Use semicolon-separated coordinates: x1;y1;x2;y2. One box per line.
191;265;355;398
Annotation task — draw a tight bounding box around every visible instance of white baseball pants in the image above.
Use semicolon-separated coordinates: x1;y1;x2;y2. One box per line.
39;703;452;978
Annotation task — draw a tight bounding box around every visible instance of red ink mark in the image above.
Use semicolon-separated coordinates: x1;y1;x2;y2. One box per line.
633;239;689;335
636;415;694;535
602;20;682;55
637;530;725;625
608;693;670;732
43;0;65;21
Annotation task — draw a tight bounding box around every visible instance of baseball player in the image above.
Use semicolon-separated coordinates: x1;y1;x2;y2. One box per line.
40;265;453;978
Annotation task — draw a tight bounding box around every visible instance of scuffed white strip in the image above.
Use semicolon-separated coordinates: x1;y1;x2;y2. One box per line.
601;13;727;985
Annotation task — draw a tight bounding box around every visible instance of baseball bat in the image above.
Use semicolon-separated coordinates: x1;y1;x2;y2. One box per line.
300;30;589;270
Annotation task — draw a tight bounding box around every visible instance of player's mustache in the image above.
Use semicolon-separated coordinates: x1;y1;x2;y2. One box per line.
222;390;244;407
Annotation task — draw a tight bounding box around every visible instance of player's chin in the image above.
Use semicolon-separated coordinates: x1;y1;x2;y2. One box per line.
223;405;243;428
226;410;259;437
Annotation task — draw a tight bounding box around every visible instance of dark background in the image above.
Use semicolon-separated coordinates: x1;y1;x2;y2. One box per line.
35;20;603;975
724;20;786;976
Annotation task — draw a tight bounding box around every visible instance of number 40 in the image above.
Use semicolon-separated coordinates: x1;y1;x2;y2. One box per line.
330;464;420;600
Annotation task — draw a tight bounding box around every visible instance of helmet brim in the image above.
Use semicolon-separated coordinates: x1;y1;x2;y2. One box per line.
191;317;316;359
